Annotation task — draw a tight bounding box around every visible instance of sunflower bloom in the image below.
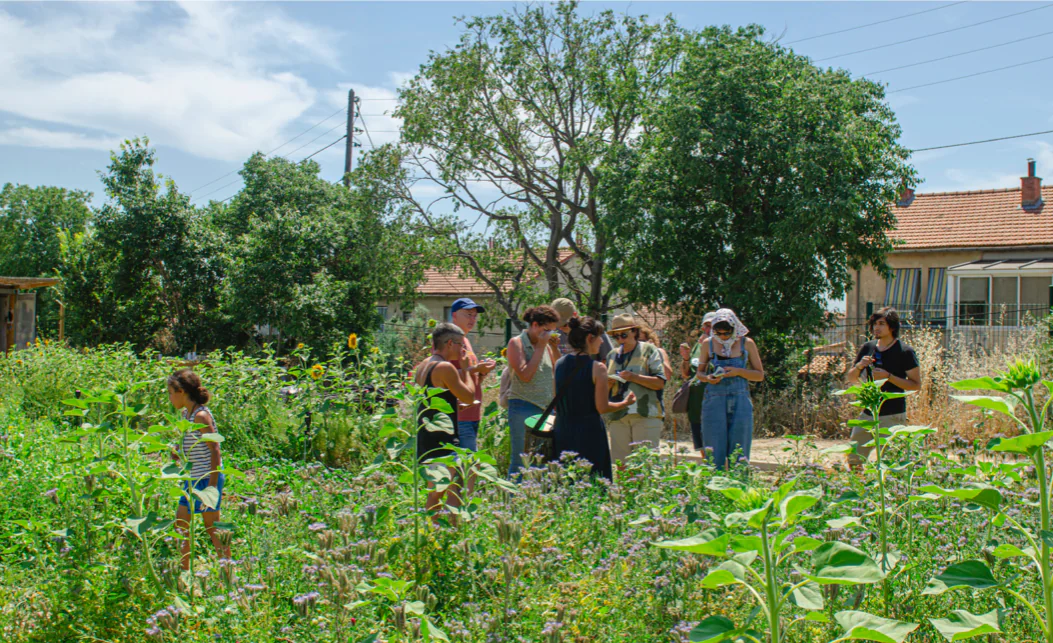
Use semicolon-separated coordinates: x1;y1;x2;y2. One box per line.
427;319;437;328
347;333;359;350
501;347;508;358
296;343;305;350
370;346;380;354
310;365;325;380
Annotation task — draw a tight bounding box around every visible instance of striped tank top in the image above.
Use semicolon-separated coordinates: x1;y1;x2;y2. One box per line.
182;406;220;482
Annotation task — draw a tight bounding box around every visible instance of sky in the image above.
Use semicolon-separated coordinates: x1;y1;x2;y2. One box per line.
2;0;1053;206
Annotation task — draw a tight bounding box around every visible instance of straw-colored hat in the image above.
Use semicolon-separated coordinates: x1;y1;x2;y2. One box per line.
609;313;639;332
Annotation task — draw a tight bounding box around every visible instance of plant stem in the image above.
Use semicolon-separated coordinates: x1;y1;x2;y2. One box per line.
1023;388;1053;643
760;519;780;643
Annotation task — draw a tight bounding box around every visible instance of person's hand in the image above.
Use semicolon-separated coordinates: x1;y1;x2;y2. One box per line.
477;359;497;376
548;333;561;347
855;355;875;371
617;370;635;383
534;330;552;346
678;343;691;360
722;366;740;378
622;391;637;408
872;368;891;381
705;372;724;384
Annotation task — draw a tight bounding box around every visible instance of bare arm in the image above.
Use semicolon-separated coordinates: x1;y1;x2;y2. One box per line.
876;366;921;392
192;410;222;488
660;349;674;381
732;339;765;383
433;362;477;404
594;363;634;414
507;335;547;383
846;354;873;384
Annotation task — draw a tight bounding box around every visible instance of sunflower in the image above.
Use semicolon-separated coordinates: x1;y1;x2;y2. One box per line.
427;319;438;328
310;365;325;381
500;347;508;358
370;346;380;355
347;333;359;350
296;342;305;350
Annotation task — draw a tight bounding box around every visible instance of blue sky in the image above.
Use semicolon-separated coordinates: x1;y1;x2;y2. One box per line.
2;1;1052;205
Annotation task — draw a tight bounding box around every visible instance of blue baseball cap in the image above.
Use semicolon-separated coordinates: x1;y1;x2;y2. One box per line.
451;298;486;314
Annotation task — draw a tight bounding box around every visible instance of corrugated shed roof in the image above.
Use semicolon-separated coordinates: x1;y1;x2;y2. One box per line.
0;277;60;289
894;186;1053;251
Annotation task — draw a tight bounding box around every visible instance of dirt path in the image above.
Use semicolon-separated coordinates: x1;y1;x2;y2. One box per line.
660;434;847;471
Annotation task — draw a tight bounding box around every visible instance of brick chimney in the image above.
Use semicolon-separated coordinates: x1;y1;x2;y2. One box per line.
1021;158;1042;209
896;186;915;207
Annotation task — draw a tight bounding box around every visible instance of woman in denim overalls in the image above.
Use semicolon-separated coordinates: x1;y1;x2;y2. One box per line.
697;309;765;469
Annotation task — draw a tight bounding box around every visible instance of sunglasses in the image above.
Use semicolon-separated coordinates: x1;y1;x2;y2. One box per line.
713;330;734;338
611;331;633;340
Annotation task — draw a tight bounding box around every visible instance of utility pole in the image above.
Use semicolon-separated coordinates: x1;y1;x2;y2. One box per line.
343;88;356;187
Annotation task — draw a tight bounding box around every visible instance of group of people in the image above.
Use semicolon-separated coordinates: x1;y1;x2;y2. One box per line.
159;303;922;564
412;296;774;492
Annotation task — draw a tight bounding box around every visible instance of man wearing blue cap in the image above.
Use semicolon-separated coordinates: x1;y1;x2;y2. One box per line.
449;298;497;451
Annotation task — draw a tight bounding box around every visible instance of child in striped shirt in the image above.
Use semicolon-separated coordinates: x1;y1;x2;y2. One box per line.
168;368;231;569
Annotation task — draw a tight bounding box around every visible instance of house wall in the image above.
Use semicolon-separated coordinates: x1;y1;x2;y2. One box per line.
846;248;1053;321
846;250;981;320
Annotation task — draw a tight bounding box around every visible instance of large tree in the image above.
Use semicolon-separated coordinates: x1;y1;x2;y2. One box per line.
63;138;227;351
602;25;915;378
389;1;683;319
219;152;426;352
0;183;92;336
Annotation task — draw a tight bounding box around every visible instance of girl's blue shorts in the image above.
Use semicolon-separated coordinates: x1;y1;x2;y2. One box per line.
179;473;225;514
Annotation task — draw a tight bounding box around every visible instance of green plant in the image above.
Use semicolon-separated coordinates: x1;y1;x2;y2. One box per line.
653;476;903;643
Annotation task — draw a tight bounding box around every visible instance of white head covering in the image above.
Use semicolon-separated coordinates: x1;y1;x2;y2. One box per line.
711;308;749;356
702;311;718;326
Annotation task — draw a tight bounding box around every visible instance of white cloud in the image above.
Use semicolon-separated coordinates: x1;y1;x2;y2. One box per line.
0;126;120;151
0;3;339;161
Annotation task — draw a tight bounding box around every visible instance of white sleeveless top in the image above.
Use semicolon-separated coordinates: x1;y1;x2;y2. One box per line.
182;406;221;482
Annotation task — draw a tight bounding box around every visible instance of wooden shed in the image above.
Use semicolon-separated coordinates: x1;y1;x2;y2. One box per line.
1;277;60;352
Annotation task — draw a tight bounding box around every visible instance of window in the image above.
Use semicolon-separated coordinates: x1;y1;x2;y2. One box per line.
957;277;989;326
955;275;1051;326
885;268;921;312
1022;277;1051;321
376;306;388;331
442;306;453;322
926;268;946;307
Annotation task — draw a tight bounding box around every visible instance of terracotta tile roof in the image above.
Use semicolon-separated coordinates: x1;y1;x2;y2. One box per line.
417;250;575;295
893;186;1053;250
798;342;850;377
0;276;60;289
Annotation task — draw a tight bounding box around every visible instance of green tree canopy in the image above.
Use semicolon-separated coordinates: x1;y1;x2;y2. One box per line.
602;25;915;378
220;152;426;352
0;183;92;336
390;1;683;319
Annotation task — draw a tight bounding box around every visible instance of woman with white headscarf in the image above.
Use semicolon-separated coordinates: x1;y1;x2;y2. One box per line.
695;308;765;469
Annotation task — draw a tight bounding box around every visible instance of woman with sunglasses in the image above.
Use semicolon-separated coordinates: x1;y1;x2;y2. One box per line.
604;314;667;465
505;305;562;477
695;308;765;470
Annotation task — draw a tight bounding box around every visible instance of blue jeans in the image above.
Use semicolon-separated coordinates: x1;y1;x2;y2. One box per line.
457;420;479;452
179;473;225;514
507;398;543;478
701;391;753;470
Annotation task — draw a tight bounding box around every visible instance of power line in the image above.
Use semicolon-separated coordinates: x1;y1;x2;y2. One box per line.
786;1;966;45
889;53;1053;93
281;120;346;160
358;111;377;149
910;128;1053;153
302;135;347;161
816;3;1053;62
187;106;346;196
864;29;1053;75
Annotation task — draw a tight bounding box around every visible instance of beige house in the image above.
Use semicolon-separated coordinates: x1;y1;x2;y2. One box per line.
846;159;1053;330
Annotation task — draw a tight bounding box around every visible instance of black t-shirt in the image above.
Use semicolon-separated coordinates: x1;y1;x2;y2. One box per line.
854;339;919;417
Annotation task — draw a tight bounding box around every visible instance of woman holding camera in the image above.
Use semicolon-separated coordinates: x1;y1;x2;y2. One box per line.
695;309;765;470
